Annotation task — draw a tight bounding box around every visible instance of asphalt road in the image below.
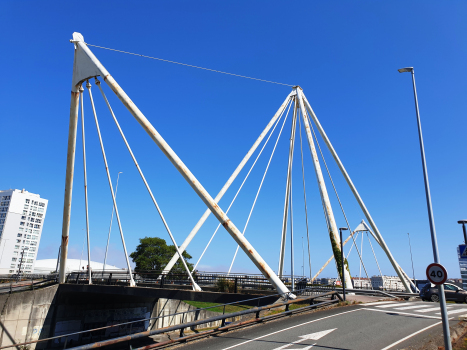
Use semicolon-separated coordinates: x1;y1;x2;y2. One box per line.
177;300;467;350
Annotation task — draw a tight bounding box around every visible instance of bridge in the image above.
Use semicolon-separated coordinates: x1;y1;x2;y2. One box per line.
0;32;446;349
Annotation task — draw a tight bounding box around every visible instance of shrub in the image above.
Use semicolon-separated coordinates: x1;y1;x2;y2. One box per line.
216;278;235;293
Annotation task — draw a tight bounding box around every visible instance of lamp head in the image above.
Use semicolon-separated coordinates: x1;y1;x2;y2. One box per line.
339;227;348;231
458;220;467;224
398;67;413;73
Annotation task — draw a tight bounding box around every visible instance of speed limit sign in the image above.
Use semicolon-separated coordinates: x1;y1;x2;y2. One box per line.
426;263;448;285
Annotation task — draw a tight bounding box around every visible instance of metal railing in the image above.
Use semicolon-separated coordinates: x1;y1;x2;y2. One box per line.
0;275;57;294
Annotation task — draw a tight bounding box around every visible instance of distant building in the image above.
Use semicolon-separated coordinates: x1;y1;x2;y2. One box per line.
0;189;48;275
34;259;121;274
352;277;372;289
320;277;338;286
371;275;404;290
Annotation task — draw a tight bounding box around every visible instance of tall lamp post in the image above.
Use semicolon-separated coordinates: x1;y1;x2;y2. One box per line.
458;220;467;244
339;227;348;301
103;171;122;275
398;67;451;350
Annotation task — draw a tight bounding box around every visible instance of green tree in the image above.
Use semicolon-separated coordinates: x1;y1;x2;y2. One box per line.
130;237;193;272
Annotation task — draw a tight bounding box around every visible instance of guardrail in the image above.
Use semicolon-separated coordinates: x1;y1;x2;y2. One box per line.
65;270;413;294
0;287;342;349
0;275;57;294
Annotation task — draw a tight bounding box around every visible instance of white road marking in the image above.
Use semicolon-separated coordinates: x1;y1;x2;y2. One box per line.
363;308;441;319
435;309;467;315
394;304;434;310
379;321;443;350
220;309;359;350
416;306;452;313
362;301;398;306
299;328;336;340
374;303;403;308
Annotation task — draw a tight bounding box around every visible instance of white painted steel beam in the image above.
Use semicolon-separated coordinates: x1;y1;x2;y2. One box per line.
301;93;412;292
296;88;352;290
70;33;294;297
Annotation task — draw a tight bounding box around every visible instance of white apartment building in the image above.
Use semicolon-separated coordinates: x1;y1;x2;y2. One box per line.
0;189;48;275
352;277;372;289
370;275;405;290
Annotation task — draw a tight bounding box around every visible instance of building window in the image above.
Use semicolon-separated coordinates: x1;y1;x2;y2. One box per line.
30;247;36;252
25;199;30;204
37;213;43;218
30;212;36;217
0;202;9;207
11;258;16;262
0;219;4;224
20;222;25;226
17;234;22;238
2;196;11;200
14;245;20;249
30;241;37;246
24;205;29;209
16;239;21;244
26;259;33;263
34;224;40;229
0;213;6;218
10;265;15;269
39;202;45;207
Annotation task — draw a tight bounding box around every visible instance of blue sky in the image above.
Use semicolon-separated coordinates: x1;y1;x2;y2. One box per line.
1;1;466;281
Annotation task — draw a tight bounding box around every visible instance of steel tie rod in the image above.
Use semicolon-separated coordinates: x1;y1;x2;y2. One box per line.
86;80;136;287
95;78;200;291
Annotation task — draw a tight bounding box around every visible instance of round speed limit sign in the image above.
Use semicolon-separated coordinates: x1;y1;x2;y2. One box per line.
426;263;448;285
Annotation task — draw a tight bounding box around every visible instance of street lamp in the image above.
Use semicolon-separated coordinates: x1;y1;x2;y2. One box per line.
458;220;467;244
339;227;348;301
103;171;123;275
399;67;451;350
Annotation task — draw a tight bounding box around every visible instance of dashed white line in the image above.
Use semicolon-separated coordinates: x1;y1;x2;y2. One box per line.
374;303;403;308
436;309;467;315
362;301;398;306
363;308;441;319
394;304;434;310
416;306;453;313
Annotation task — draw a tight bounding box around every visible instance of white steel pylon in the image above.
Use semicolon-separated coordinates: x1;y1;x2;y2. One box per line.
59;32;295;298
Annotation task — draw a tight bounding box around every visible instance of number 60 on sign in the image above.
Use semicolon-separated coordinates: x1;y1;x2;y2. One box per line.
426;263;448;285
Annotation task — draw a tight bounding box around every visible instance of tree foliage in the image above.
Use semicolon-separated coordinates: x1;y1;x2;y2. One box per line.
130;237;193;272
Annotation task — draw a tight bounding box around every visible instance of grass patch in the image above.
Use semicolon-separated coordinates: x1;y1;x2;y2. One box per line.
183;300;253;314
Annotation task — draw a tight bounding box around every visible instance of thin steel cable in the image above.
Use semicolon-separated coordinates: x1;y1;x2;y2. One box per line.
85;43;294;87
193;99;293;272
103;173;120;276
298;110;312;280
95;79;199;289
290;169;295;290
278;98;298;276
228;100;295;274
86;82;136;287
80;85;92;284
367;232;383;277
306;113;372;285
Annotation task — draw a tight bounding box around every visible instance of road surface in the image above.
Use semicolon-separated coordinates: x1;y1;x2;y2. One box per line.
178;300;466;350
